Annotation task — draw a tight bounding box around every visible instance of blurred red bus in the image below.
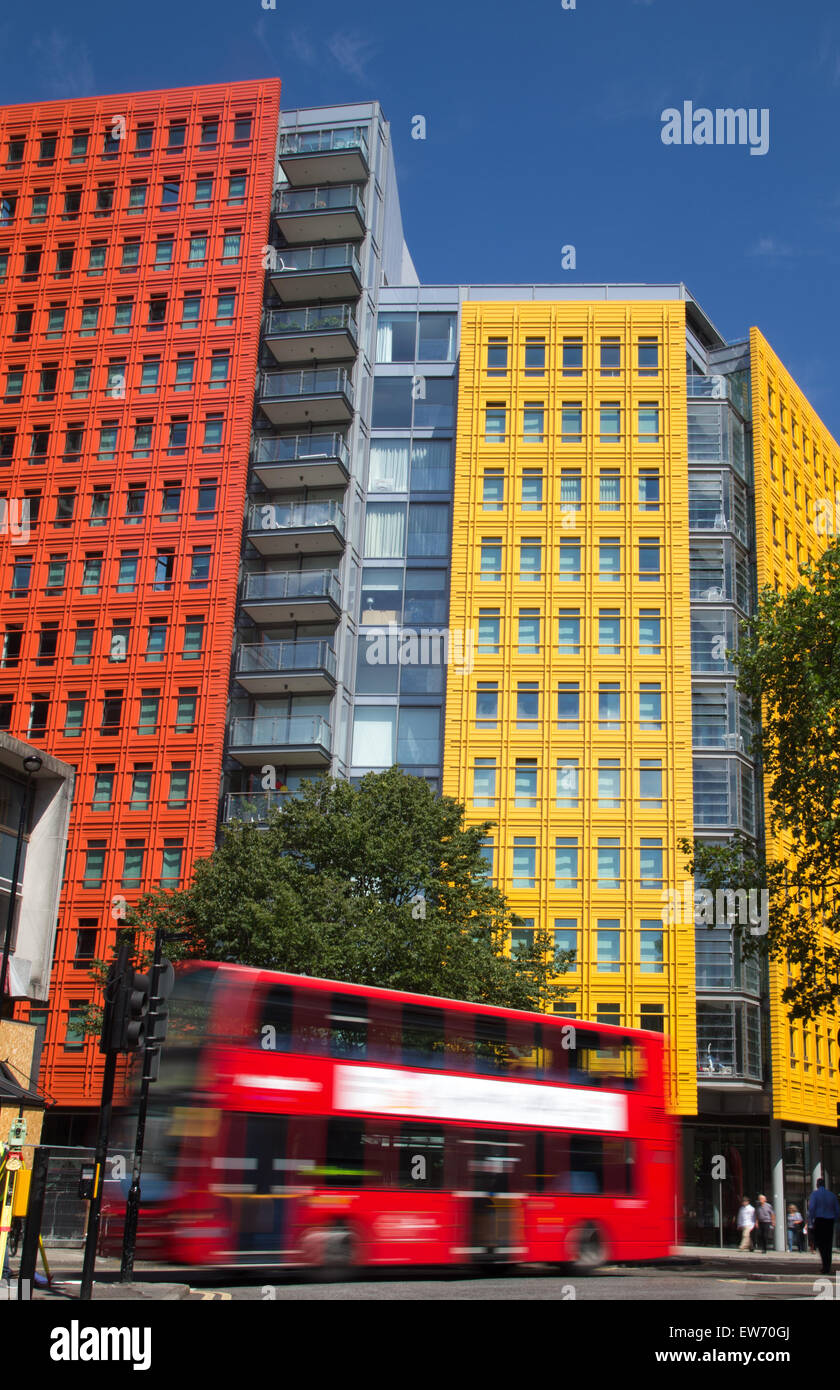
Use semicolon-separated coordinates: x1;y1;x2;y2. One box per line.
105;962;679;1273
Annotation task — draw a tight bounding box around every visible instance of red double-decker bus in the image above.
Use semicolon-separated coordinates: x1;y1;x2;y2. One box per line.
109;962;679;1273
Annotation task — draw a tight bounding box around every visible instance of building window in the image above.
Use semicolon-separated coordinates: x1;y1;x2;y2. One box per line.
72;623;94;663
484;404;506;443
598;609;621;656
482;469;504;510
64;1002;87;1051
600;338;621;376
146;620;167;660
182;621;204;659
598;539;621;582
63;696;85;737
597;839;621;890
74;927;98;967
560;469;581;512
557;682;580;729
599;403;621;442
175;692;197;731
553;920;578;968
167;764;191;808
522;403;545;443
639;683;662;730
638;609;661;655
558;609;581;655
555;838;578;890
640;921;664;973
638;338;659;375
512;837;537;889
486;338;508;375
189;547;211;587
130;766;153;811
598;683;621;730
117;552;139;592
639;1004;665;1032
514;759;538;809
517;609;540;655
639;538;661;581
596;921;621;971
160;841;184;888
138;693;160;735
562;337;583;375
477;609;501;654
480;538;503;581
639;469;661;511
638;403;660;442
597;758;621;808
556;758;579;809
558;540;582;582
640;838;663;889
521;469;543;510
519;538;541;582
83;843;107;888
91;771;114;812
472;758;496;808
121;841;145;889
475;682;498;727
100;692;123;734
561;403;582;443
524;337;545;376
516;682;539;728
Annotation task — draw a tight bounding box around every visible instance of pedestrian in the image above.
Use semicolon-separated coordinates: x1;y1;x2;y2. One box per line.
786;1203;805;1252
736;1196;755;1251
755;1194;775;1252
807;1178;840;1275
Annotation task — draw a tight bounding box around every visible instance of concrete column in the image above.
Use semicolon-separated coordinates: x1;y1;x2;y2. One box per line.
770;1118;785;1251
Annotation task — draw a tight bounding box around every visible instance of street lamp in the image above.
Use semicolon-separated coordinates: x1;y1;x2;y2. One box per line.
0;754;43;1011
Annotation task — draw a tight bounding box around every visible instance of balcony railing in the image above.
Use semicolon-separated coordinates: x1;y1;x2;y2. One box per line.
270;243;361;277
259;367;353;403
687;374;730;400
236;640;337;680
275;184;365;218
247;500;345;536
242;569;341;606
229;715;332;752
264;304;357;337
252;432;349;468
279;128;368;159
223;790;293;823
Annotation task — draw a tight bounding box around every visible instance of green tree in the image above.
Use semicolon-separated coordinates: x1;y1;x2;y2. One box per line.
683;538;840;1021
120;767;573;1013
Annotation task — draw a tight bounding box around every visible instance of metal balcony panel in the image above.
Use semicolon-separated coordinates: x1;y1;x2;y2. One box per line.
228;715;332;766
274;185;366;244
263;305;358;365
252;433;350;490
235;640;337;695
241;570;341;624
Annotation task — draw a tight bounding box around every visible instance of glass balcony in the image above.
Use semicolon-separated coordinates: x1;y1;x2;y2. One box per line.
274;184;366;244
235;639;337;694
241;568;341;624
252;432;349;490
263;305;358;365
228;715;332;766
693;755;756;834
268;243;362;303
696;1000;762;1082
258;367;353;426
687;374;731;401
223;790;292;824
246;499;345;555
278;127;369;185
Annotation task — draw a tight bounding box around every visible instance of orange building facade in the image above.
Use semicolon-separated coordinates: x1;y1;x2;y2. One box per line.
0;80;281;1131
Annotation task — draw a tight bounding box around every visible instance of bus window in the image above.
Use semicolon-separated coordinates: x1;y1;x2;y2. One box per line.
167;965;218;1044
473;1014;508;1073
455;1130;532;1193
323;1118;367;1187
396;1126;446;1189
362;1127;396;1186
257;983;294;1052
445;1017;475;1071
293;990;330;1054
543;1023;642;1088
328;993;367;1059
543;1135;636;1195
368;1000;402;1063
402;1004;446;1068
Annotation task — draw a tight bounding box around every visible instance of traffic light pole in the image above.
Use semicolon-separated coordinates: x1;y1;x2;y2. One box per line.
80;942;129;1301
120;928;163;1282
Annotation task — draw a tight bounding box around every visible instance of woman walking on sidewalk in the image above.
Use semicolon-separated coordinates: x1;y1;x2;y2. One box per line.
787;1203;805;1252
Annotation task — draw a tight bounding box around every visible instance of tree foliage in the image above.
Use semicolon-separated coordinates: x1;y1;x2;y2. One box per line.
120;768;573;1013
684;539;840;1021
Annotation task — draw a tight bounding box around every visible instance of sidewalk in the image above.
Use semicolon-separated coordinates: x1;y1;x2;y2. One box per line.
667;1243;836;1278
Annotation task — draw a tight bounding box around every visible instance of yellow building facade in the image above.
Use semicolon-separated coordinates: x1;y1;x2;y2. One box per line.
442;301;697;1113
750;327;840;1129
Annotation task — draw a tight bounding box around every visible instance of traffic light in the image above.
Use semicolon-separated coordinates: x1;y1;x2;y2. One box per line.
99;951;130;1055
121;970;151;1051
142;959;175;1082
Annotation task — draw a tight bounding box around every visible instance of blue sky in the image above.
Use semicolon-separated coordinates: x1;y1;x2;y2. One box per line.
3;0;839;431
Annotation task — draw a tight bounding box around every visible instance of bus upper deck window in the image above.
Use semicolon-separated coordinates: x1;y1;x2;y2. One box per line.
402;1004;446;1068
329;993;368;1058
258;983;294;1052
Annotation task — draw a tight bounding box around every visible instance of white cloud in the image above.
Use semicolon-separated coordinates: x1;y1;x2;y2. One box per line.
327;30;378;82
30;30;94;99
749;236;795;259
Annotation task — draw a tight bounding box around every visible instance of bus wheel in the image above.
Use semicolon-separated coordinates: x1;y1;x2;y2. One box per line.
570;1224;605;1272
301;1224;357;1282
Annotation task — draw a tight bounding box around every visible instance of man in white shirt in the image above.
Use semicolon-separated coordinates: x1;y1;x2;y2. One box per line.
737;1196;755;1250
